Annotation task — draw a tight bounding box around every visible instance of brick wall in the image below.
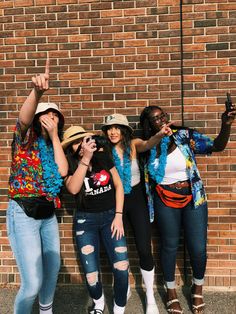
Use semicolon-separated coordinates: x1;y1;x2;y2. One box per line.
0;0;235;288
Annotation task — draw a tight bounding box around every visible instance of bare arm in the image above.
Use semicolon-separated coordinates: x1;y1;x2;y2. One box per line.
111;166;124;214
65;137;96;195
52;136;68;177
134;122;173;153
212;107;236;152
110;167;125;240
19;59;50;135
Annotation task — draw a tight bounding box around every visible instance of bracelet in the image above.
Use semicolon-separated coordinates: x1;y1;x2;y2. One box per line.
80;160;89;167
115;211;123;215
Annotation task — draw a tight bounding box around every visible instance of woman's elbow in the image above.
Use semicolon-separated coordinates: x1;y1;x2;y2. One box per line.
59;164;69;178
213;143;226;152
67;186;79;195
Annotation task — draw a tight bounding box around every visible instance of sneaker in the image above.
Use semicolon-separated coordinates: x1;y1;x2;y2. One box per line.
89;309;104;314
88;303;104;314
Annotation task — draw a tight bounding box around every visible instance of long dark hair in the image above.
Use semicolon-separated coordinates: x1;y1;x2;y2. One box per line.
65;137;112;210
103;124;133;159
65;144;84;210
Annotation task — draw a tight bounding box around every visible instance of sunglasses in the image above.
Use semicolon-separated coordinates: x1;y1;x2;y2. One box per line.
150;112;168;123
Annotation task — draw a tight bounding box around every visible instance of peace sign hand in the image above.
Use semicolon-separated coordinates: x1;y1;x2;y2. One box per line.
32;59;50;94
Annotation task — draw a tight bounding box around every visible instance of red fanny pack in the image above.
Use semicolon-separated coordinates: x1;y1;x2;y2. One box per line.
155;184;192;208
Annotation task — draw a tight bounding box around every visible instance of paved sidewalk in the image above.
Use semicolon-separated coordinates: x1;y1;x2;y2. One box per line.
0;285;235;313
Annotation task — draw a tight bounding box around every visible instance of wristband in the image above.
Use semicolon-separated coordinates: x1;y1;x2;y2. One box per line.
80;160;89;167
115;212;123;215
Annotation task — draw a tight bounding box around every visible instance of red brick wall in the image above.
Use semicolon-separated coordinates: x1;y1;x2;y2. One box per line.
0;0;235;288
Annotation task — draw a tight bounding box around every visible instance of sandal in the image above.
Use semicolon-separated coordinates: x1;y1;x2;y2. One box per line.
191;293;205;314
166;298;184;314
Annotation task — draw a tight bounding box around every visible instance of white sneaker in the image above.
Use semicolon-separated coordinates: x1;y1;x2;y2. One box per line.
146;301;159;314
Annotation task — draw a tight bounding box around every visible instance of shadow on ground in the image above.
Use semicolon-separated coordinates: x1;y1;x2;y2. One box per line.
0;285;235;313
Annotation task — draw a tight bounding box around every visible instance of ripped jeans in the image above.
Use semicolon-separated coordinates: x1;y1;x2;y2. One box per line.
75;209;129;307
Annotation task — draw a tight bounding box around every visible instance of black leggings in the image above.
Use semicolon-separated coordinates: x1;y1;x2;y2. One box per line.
123;183;154;271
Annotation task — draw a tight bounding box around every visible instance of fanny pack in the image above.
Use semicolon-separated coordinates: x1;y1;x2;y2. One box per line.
155;184;192;208
14;197;55;219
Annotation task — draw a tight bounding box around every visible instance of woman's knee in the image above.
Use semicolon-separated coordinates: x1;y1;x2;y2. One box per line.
20;278;42;300
162;235;180;253
113;259;129;272
138;250;154;270
113;247;129;273
189;244;207;260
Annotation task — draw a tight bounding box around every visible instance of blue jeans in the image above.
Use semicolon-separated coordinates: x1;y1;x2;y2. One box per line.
75;209;129;307
7;200;61;314
154;191;208;283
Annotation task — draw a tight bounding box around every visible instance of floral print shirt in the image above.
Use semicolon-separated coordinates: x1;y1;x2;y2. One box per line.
8;121;46;198
171;128;214;208
145;128;214;221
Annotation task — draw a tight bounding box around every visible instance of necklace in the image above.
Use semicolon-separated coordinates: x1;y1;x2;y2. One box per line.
112;147;132;194
148;136;170;183
37;136;63;198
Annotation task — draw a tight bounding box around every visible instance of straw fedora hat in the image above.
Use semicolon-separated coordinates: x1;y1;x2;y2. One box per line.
61;126;94;149
101;113;133;133
35;102;64;124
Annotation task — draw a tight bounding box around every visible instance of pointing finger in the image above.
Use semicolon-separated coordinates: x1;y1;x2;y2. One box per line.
45;58;50;77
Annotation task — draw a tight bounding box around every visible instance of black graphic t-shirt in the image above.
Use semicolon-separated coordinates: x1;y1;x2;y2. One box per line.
77;153;116;213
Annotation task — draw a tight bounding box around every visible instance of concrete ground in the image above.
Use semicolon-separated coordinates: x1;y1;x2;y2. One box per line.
0;285;235;313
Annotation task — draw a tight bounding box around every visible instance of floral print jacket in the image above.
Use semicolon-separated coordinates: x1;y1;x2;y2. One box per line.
145;128;214;222
172;128;214;208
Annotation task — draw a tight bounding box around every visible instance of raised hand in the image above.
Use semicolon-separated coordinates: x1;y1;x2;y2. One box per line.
40;114;58;141
159;122;174;137
222;104;236;125
32;59;50;93
80;136;97;161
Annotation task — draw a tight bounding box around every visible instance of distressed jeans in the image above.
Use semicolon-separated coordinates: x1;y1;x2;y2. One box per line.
7;200;61;314
75;209;129;307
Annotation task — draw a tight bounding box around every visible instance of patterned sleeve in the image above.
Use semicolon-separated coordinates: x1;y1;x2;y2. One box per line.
190;129;214;154
13;119;33;147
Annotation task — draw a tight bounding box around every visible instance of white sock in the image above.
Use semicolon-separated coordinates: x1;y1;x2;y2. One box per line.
39;302;53;314
140;267;156;304
165;280;176;289
93;293;105;311
193;277;204;286
113;302;125;314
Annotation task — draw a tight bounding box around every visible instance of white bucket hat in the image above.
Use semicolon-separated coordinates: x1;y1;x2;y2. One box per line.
61;125;94;149
35;102;64;124
101;113;133;133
